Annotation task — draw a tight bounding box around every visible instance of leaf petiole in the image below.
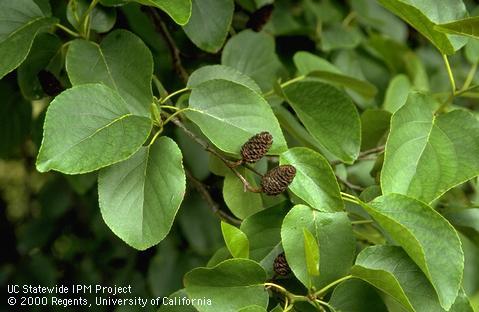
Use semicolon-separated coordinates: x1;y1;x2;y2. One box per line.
314;275;354;298
160;87;191;104
55;23;80;37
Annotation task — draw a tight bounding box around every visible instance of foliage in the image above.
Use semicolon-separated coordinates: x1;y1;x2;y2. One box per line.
2;0;479;311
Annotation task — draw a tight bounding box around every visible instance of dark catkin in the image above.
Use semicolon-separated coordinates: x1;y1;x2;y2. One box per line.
246;4;274;32
37;70;64;96
273;252;291;276
261;165;296;196
241;131;273;163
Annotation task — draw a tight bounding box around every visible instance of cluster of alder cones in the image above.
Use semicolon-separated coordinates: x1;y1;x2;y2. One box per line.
239;132;296;196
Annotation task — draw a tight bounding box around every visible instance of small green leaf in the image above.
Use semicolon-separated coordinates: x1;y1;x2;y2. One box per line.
352;0;407;42
186;79;287;155
240;204;288;274
329;279;388;312
178;193;223;255
307;71;378;99
0;0;57;79
435;17;479;39
382;74;411;113
221;222;250;259
67;0;116;33
362;194;464;310
36;84;152;174
184;259;269;312
223;169;263;219
381;92;479;203
279;147;343;212
222;30;283;91
281;205;355;289
444;209;479;245
302;228;320;277
321;24;362;52
183;0;234;53
293;51;377;99
0;82;32;157
377;0;467;54
134;0;191;25
283;80;361;163
66;30;153;116
98;136;186;250
188;65;261;94
17;33;62;100
360;109;391;151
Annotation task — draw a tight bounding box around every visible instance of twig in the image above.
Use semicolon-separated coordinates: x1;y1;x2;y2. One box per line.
185;171;241;225
244;164;264;177
144;7;189;84
331;145;385;166
336;175;364;192
171;117;262;193
359;145;385;158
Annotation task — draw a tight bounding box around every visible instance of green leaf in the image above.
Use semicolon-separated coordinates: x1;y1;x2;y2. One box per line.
67;0;117;33
302;228;320;278
0;0;57;79
98;136;186;250
188;65;261;94
444;209;479;245
381;92;479;203
352;246;447;312
377;0;467;54
282;80;361;164
134;0;191;25
435;17;479;39
240;204;288;273
465;38;479;64
279;147;343;212
360;109;391;151
362;194;464;310
329;279;388;312
66;29;153;116
223;169;263;219
17;32;62;100
184;259;269;312
222;30;283;91
178;192;223;255
36;84;152;174
186;79;287;155
0;82;32;157
351;0;407;43
281;205;355;289
183;0;234;53
383;74;412;113
307;71;378;99
294;51;342;75
221;222;250;259
321;24;362;52
293;51;377;99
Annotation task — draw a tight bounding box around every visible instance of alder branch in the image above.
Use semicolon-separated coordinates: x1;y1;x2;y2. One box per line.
143;7;189;84
170;117;262;193
336;175;364;192
185;170;241;225
331;145;385;166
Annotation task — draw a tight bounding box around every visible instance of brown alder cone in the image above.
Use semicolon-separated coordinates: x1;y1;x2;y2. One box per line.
261;165;296;196
240;131;273;163
273;252;291;276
